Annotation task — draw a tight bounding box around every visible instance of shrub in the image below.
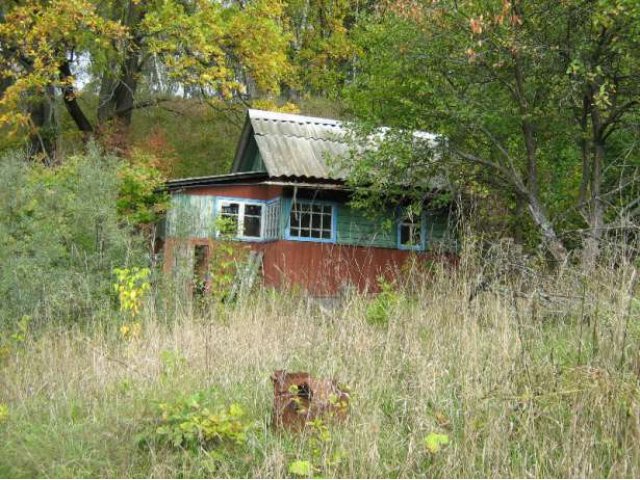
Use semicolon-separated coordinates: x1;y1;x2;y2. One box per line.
365;277;402;327
0;147;147;327
139;391;250;454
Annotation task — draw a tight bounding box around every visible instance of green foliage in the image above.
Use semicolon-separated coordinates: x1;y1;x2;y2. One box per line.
344;1;640;255
127;100;242;178
288;459;314;477
424;432;449;454
116;151;168;226
365;277;401;327
287;417;345;477
159;349;187;381
140;391;249;454
0;147;147;327
0;404;8;424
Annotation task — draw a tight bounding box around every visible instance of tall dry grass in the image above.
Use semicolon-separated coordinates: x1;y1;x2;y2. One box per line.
1;244;639;478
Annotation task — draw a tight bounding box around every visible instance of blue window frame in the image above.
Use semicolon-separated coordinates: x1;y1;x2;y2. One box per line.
397;208;426;251
284;199;337;243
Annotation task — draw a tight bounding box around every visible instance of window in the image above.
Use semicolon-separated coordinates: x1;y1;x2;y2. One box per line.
217;200;263;239
398;209;424;250
243;204;262;237
215;197;280;241
288;201;334;241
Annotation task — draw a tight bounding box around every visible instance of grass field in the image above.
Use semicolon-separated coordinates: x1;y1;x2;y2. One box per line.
1;249;639;478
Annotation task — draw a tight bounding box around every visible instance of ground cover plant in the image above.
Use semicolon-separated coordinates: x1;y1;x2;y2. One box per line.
1;242;639;478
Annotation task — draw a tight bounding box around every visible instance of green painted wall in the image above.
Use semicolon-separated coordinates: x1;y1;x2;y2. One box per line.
336;205;396;248
166;192;455;251
425;211;456;251
237;136;266;173
166;194;216;238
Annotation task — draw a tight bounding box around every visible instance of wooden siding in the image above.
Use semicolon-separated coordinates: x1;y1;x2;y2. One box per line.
260;240;417;294
164;238;449;296
425;211;454;250
183;184;282;200
336;205;396;249
167;194;216;238
166;185;284;238
166;188;453;251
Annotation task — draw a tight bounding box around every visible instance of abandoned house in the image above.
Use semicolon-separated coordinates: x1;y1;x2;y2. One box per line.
162;109;455;296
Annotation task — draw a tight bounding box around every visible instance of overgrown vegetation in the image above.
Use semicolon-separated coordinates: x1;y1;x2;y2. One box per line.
1;1;640;477
0;147;149;329
1;240;639;477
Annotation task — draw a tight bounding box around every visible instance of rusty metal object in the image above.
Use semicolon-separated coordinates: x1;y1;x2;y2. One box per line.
270;370;350;430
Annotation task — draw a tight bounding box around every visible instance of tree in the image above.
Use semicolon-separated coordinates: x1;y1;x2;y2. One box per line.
0;0;293;159
0;0;123;160
284;0;368;98
343;0;640;263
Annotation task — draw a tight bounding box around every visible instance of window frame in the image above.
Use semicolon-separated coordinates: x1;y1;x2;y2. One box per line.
397;208;427;251
215;196;279;242
284;199;337;244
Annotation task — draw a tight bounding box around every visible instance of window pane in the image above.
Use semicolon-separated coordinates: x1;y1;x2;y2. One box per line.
400;224;421;246
400;225;411;245
289;202;333;240
245;204;262;216
219;203;239;236
244;216;261;237
221;203;239;215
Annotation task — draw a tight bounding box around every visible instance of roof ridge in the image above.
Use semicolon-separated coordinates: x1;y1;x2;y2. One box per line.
248;108;343;126
254;132;346;142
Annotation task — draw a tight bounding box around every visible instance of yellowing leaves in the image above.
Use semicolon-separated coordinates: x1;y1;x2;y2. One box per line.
112;267;151;318
424;432;450;454
0;404;8;424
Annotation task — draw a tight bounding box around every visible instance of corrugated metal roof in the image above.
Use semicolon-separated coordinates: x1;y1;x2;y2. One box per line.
246;109;350;180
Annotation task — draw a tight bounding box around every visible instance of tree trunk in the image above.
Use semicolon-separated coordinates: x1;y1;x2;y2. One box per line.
59;61;94;134
582;89;606;268
27;86;57;164
111;48;141;127
97;69;117;124
526;192;569;264
96;1;146;148
510;47;567;263
578;94;591;211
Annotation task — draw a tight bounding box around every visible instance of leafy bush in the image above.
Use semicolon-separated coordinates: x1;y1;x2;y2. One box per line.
0;147;147;327
140;391;250;454
365;278;402;327
116;148;168;226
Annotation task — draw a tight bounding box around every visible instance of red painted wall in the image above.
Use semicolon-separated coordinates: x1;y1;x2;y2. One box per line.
180;184;283;200
164;238;445;296
259;240;432;295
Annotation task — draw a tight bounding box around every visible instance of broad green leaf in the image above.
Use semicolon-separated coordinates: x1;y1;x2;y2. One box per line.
424;432;450;454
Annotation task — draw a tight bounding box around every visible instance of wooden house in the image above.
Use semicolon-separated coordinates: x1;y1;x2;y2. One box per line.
162;109;454;296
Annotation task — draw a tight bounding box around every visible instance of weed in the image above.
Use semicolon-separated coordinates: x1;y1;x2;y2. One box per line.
365;277;402;327
139;391;250;454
